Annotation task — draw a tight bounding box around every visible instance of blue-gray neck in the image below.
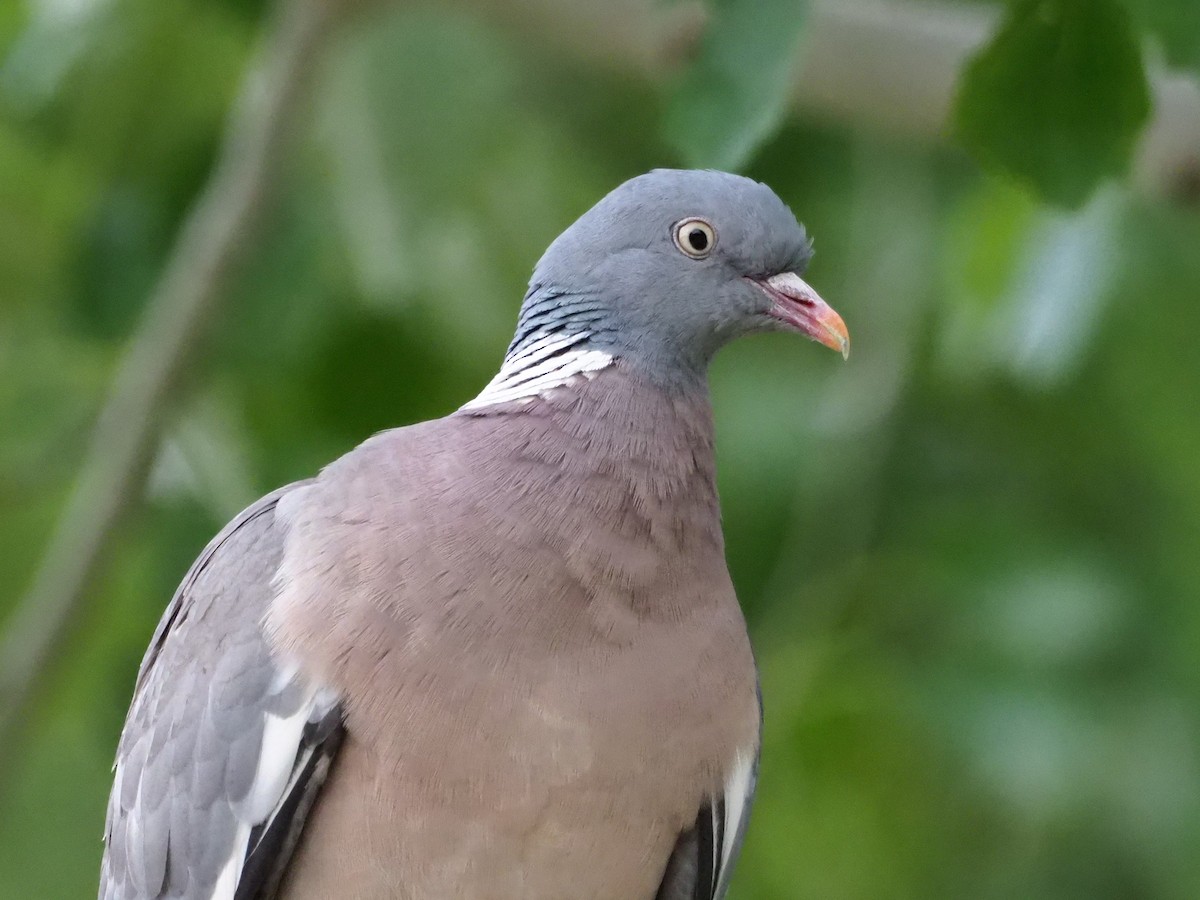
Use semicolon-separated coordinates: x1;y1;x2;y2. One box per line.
460;286;621;411
460;283;713;413
505;285;618;359
509;283;712;390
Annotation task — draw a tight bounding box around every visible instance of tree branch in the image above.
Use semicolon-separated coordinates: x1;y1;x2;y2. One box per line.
0;0;348;754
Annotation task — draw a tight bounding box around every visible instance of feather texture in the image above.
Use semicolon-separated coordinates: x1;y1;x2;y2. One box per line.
461;329;614;410
100;488;344;900
655;741;760;900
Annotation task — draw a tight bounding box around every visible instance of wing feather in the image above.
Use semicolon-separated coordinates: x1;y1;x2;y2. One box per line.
100;486;344;900
656;692;762;900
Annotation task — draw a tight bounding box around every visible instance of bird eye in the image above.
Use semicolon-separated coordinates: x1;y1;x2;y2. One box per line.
672;218;716;259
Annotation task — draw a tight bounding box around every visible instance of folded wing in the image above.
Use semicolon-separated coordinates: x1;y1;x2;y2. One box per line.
100;486;344;900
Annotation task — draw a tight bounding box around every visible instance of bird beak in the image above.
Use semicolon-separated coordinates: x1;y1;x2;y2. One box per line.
752;272;850;360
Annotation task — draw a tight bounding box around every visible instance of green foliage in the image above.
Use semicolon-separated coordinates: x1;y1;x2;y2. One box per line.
3;1;1200;898
663;0;809;171
955;0;1151;208
1124;0;1200;73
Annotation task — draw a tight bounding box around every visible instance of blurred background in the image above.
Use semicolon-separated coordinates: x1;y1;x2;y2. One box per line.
2;0;1199;896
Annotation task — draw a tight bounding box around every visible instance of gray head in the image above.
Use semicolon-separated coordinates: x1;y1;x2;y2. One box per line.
508;169;848;388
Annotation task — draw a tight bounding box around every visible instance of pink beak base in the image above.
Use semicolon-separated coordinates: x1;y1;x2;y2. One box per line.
752;272;850;359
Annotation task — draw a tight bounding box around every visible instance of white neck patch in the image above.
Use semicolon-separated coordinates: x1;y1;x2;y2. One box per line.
461;331;614;411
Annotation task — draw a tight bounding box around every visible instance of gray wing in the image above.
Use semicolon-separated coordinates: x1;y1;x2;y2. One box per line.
655;750;759;900
657;683;762;900
100;485;344;900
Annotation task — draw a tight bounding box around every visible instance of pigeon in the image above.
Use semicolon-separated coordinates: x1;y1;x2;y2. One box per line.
100;168;849;900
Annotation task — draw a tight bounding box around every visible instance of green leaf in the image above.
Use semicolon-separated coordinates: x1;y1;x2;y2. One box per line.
954;0;1151;208
1123;0;1200;73
663;0;808;172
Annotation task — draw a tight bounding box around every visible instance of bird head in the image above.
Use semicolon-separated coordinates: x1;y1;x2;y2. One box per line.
518;169;849;386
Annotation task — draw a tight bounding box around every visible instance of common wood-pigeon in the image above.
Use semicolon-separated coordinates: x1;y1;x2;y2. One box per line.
100;168;850;899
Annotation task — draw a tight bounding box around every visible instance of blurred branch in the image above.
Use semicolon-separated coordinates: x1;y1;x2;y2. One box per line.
454;0;1200;204
0;0;347;756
